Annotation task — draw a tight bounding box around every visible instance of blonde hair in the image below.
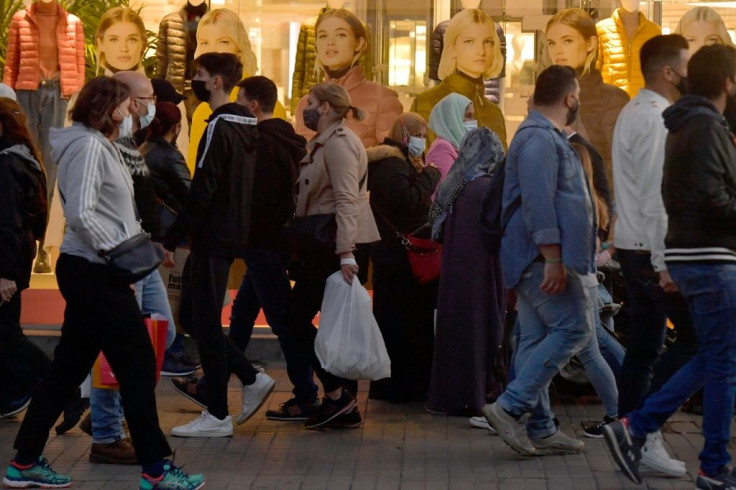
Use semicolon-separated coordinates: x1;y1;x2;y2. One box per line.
314;9;369;72
194;9;258;76
310;82;365;121
95;7;147;73
674;7;734;47
571;142;609;231
438;9;504;80
546;8;599;77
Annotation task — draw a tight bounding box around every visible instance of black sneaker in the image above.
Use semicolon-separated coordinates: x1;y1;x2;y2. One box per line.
54;389;89;435
323;407;363;429
582;415;617;439
0;392;32;419
304;390;356;429
266;398;319;421
161;353;197;377
171;377;207;408
602;417;644;484
696;467;736;489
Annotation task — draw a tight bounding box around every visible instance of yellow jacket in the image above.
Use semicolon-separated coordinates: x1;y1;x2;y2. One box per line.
596;10;661;97
187;82;287;173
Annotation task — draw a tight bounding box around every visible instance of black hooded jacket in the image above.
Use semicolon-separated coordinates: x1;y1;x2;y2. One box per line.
250;118;306;252
662;94;736;257
164;103;258;257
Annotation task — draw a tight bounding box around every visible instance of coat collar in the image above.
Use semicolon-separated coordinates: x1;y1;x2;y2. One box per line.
307;119;346;151
326;65;365;92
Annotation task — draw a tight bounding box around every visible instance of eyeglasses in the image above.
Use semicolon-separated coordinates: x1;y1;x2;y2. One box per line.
133;95;157;104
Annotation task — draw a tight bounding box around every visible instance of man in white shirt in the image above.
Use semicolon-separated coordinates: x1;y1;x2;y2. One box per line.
611;34;694;476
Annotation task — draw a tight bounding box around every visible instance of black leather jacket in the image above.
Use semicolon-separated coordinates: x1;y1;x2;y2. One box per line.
141;136;191;214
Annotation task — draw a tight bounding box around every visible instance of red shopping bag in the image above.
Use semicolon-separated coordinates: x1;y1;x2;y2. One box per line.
92;316;168;390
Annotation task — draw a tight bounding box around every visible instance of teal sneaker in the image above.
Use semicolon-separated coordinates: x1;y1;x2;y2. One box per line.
3;456;72;488
140;460;205;490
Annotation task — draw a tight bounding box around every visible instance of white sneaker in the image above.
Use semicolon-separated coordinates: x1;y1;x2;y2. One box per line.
640;431;687;476
469;416;498;434
236;372;276;425
171;411;233;438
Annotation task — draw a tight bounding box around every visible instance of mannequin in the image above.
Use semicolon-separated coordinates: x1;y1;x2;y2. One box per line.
290;1;374;114
294;8;402;148
674;6;733;55
412;9;506;148
596;0;661;97
156;0;208;94
428;0;506;105
3;0;85;273
95;7;147;74
186;9;287;172
546;8;629;184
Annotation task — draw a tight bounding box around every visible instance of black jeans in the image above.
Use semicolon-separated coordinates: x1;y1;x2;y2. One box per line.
616;249;697;415
179;251;258;420
13;254;171;465
0;290;52;403
287;249;356;395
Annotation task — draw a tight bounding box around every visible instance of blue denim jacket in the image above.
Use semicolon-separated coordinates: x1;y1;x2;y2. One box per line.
500;110;596;288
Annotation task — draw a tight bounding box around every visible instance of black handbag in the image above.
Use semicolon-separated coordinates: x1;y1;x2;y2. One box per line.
99;232;164;284
284;213;337;253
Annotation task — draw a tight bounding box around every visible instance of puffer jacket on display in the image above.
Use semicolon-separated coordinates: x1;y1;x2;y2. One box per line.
294;65;403;148
290;9;374;114
3;2;85;97
596;9;661;97
155;7;188;93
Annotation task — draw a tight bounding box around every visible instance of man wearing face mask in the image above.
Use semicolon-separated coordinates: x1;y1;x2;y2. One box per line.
75;71;177;466
483;65;596;457
611;36;695;476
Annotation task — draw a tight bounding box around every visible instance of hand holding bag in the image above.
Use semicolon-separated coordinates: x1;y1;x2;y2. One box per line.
315;272;391;380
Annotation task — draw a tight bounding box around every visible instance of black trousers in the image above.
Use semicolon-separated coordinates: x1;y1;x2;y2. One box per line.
287;249;356;395
179;251;258;420
0;287;52;403
13;254;171;465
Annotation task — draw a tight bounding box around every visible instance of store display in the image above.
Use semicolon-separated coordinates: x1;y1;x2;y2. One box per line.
293;8;402;148
674;6;733;54
156;0;208;94
95;7;147;74
412;9;506;148
596;0;661;97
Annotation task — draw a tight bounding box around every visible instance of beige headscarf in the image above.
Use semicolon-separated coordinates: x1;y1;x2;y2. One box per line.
389;112;427;171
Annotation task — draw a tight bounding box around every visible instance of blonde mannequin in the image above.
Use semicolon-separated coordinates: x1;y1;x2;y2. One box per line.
674;7;734;55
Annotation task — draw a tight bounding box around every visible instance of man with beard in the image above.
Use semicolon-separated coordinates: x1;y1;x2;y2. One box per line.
483;65;596;456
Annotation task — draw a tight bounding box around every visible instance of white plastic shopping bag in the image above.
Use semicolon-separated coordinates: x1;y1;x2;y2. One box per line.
315;272;391;380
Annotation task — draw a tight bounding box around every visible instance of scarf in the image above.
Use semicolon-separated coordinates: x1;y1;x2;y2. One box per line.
114;136;150;177
389;112;427;170
428;92;472;150
428;127;505;240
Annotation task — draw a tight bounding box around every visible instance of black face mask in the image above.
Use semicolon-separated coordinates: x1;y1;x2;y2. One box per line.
191;79;211;102
673;72;688;96
566;98;579;126
303;107;322;131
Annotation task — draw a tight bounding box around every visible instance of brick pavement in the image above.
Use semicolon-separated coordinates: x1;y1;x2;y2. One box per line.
0;363;715;489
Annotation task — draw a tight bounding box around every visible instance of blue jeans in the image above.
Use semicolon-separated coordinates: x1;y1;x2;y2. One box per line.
230;250;317;403
90;269;176;442
628;262;736;476
596;284;625;377
497;262;594;439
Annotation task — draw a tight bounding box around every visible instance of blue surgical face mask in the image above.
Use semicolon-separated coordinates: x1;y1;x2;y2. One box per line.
464;119;478;131
139;101;156;129
407;136;425;157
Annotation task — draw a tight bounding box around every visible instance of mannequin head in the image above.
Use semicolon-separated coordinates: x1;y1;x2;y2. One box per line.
545;9;598;77
314;9;368;72
620;0;640;14
195;9;258;77
326;0;345;9
438;9;504;80
674;7;733;55
96;8;147;73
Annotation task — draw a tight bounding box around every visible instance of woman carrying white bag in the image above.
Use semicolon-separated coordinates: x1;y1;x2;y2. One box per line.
286;82;381;430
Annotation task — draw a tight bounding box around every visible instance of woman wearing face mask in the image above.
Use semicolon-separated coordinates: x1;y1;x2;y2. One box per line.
425;93;475;196
545;8;629;189
294;8;403;148
4;77;205;489
425;127;506;418
412;9;506;149
289;82;380;429
365;113;441;403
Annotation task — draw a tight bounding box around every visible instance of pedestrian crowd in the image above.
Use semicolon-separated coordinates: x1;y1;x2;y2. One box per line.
2;8;736;490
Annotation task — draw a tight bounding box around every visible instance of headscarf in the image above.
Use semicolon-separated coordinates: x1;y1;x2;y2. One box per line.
389;112;427;171
428;127;505;240
428;93;472;149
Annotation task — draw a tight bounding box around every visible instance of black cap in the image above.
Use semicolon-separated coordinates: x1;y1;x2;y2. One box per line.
151;78;185;104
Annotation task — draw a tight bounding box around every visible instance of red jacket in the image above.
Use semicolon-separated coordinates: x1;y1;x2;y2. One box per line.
3;3;85;97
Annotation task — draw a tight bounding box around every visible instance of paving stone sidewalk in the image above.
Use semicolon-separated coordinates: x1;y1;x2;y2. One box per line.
0;363;716;489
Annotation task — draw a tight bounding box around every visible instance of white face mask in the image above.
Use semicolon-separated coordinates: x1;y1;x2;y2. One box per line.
463;119;478;131
139;101;156;129
118;115;133;138
407;136;426;157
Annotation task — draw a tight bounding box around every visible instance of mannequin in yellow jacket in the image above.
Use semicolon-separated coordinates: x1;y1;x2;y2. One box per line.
186;8;287;172
596;0;661;97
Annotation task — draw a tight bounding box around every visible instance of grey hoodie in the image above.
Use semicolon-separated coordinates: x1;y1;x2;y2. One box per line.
52;123;141;264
